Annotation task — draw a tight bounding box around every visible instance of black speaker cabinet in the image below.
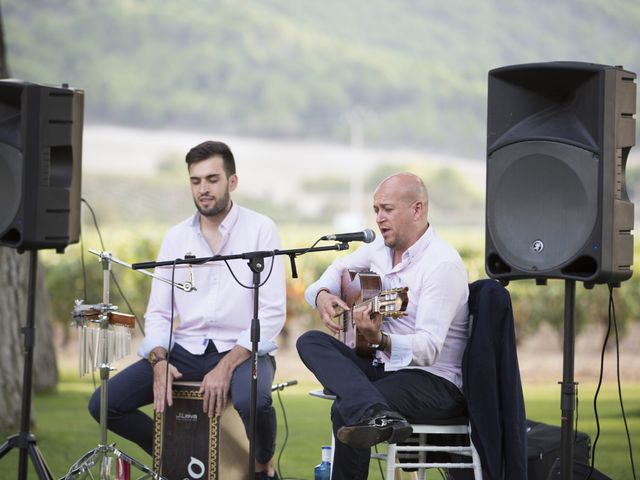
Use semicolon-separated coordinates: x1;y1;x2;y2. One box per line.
486;62;636;285
0;79;84;252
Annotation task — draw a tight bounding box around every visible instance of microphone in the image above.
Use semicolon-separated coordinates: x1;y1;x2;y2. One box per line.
321;229;376;244
272;379;298;391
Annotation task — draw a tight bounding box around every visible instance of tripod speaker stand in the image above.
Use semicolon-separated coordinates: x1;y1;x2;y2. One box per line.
0;250;55;479
486;62;636;479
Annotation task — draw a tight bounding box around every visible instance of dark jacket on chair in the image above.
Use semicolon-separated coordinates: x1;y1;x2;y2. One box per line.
463;279;528;479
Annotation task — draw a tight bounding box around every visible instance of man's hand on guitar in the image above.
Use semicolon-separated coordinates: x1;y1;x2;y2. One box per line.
316;290;350;335
353;303;382;345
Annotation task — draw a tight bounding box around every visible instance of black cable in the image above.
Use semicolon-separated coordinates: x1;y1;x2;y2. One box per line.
275;388;288;479
78;227;97;390
575;382;579;441
81;198;105;247
158;259;178;473
611;287;637;480
288;238;323;263
81;197;146;335
222;253;276;290
274;388;305;480
221;237;324;292
166;259;178;389
79;198;109;390
80;232;88;302
587;288;612;480
109;271;145;336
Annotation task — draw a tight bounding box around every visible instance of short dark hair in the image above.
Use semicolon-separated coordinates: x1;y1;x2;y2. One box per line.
185;141;236;177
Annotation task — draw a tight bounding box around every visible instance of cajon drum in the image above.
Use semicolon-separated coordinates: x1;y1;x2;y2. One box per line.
153;381;248;480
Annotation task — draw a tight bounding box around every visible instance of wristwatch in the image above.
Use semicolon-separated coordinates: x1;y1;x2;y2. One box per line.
369;332;389;351
149;351;167;366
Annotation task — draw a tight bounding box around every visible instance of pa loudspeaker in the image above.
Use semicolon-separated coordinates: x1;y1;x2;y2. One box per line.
485;62;636;285
0;79;84;252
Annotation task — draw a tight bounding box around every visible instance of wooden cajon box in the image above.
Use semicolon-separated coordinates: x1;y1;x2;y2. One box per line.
153;381;248;480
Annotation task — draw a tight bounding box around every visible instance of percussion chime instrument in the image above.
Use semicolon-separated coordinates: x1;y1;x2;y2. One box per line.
63;250;168;480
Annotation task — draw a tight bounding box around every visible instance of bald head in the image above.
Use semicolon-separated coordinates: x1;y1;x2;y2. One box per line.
373;172;430;254
375;173;429;218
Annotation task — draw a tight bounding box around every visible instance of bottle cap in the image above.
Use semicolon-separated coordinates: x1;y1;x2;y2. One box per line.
321;445;332;462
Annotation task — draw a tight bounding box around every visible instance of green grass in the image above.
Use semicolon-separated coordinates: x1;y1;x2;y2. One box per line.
0;380;638;479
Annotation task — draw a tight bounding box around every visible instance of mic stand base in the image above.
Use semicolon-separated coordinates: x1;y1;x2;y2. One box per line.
63;443;164;480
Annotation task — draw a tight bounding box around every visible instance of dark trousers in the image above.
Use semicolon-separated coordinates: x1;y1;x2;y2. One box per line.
88;341;277;464
297;330;465;480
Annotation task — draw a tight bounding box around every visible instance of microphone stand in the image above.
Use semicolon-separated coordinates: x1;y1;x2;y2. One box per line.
132;242;350;480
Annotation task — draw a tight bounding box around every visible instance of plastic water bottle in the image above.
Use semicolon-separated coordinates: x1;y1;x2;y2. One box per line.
314;445;332;480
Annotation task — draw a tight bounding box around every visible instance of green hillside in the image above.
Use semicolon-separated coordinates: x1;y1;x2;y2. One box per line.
3;0;639;156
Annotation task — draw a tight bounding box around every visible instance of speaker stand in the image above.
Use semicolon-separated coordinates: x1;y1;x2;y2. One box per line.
559;279;577;480
0;250;55;479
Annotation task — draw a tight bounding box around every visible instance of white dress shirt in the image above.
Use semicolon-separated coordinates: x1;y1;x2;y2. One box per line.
139;203;286;358
305;225;469;389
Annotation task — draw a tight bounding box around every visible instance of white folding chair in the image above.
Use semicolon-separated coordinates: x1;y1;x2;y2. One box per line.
385;419;483;480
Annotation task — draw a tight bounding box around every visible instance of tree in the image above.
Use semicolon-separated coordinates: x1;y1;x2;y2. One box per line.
0;4;58;433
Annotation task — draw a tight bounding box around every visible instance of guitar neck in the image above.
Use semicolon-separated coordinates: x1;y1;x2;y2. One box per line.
353;297;374;311
351;287;408;318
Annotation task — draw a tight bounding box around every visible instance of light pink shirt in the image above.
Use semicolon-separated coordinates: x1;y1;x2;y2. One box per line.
139;203;286;358
305;226;469;389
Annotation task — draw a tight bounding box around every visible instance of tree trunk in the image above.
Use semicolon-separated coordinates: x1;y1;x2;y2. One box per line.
32;260;58;393
0;248;59;432
0;249;25;431
0;6;58;433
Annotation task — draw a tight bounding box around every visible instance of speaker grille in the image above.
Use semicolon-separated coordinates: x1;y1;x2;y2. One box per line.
486;62;636;284
487;141;598;276
0;143;23;244
0;80;84;251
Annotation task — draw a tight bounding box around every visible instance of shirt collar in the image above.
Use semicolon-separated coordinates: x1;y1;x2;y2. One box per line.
397;224;434;264
219;201;239;235
190;201;240;238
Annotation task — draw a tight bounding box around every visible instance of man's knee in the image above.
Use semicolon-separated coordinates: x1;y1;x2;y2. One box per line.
233;391;273;419
296;330;327;354
87;388;101;421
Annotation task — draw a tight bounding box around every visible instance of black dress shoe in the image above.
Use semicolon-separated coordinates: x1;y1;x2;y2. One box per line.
337;408;412;448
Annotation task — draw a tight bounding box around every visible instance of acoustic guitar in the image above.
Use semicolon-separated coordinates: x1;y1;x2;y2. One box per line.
339;270;408;357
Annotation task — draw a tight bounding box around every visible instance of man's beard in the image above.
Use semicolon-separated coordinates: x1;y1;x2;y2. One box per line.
383;238;396;249
194;189;230;217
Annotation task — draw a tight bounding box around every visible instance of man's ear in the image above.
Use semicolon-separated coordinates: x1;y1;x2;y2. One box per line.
228;173;238;193
413;200;425;219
